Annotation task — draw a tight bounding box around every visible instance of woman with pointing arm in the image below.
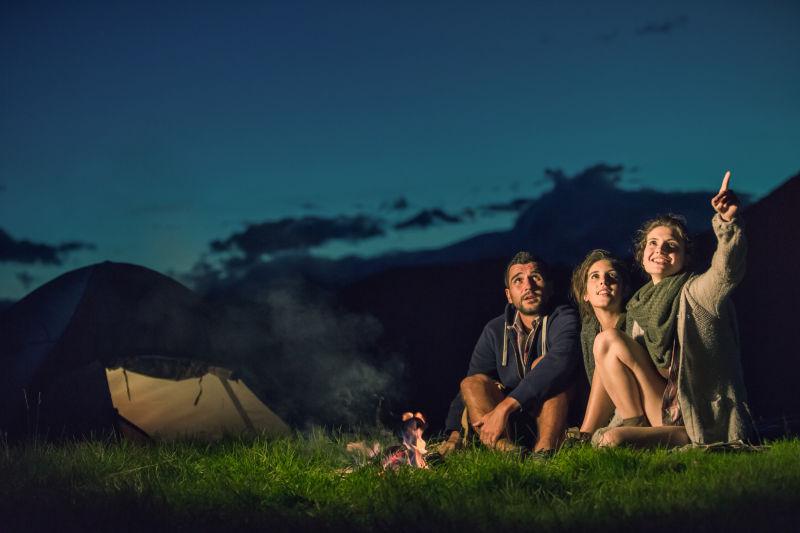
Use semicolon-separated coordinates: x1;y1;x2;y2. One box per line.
591;171;754;448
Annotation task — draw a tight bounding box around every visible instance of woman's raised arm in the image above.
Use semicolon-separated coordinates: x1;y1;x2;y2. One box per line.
688;171;747;315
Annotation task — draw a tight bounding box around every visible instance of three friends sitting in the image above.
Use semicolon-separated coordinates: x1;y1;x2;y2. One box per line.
440;172;753;454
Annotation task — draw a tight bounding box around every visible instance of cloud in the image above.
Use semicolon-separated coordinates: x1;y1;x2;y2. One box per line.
381;197;409;211
480;198;532;213
190;162;750;297
394;208;463;230
636;15;688;35
210;215;385;258
0;228;95;265
543;163;624;188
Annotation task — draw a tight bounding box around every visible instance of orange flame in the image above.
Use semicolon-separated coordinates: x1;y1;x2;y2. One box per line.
401;411;428;468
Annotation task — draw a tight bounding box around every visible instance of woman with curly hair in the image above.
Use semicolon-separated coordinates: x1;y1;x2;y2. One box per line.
591;171;753;448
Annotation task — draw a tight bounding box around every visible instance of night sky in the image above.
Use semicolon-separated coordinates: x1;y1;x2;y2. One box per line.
2;0;799;300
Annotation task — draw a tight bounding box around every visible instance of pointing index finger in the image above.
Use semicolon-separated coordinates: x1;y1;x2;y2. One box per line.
719;170;731;193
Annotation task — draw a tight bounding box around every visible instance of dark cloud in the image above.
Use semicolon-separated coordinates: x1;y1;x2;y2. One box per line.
394;208;463;230
506;162;751;269
189;162;755;299
0;228;95;265
543;163;624;188
210;215;385;258
481;198;532;213
381;197;409;211
15;272;35;290
636;15;688;35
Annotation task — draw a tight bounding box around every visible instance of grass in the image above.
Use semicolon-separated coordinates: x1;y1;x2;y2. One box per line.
1;432;799;532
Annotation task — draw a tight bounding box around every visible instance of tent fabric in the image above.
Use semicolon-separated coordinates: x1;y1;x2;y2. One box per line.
0;261;287;440
1;266;94;397
106;367;289;439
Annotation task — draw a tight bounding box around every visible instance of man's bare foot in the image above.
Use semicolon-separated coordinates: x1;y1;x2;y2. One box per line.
493;437;523;453
436;431;463;456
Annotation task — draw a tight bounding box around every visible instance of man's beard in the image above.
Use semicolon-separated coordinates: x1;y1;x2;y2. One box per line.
516;297;543;316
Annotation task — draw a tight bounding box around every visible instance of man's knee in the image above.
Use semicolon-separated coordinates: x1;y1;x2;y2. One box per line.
460;374;494;395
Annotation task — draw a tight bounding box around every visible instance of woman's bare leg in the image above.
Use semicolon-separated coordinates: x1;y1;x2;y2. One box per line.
579;368;615;433
593;329;667;426
597;426;690;448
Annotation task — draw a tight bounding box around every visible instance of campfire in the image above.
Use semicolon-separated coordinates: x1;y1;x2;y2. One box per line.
343;411;432;472
381;411;429;470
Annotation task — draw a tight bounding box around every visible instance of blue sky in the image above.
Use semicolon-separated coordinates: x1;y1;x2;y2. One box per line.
1;0;798;299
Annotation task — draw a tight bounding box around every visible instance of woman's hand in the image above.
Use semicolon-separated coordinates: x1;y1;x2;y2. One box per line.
711;170;740;222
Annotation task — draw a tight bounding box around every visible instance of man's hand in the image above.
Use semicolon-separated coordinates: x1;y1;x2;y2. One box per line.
473;397;521;448
711;170;740;222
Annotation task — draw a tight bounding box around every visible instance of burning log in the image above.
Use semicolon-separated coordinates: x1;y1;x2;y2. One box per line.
381;411;429;470
346;440;382;462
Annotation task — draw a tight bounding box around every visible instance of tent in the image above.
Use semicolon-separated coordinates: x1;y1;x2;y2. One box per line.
0;261;289;440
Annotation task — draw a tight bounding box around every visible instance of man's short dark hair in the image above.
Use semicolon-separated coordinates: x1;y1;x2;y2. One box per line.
504;251;549;287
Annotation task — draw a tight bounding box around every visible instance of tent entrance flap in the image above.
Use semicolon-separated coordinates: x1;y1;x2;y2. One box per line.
105;367;289;440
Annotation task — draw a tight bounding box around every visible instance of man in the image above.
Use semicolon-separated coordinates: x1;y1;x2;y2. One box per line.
441;251;581;454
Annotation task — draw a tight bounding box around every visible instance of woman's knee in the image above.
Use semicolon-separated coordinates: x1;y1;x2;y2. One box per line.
597;329;643;368
593;329;625;359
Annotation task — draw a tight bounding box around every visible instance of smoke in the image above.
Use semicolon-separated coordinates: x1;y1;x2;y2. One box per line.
211;278;403;429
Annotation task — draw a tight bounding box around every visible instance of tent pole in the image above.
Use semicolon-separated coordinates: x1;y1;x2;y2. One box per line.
215;375;256;433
